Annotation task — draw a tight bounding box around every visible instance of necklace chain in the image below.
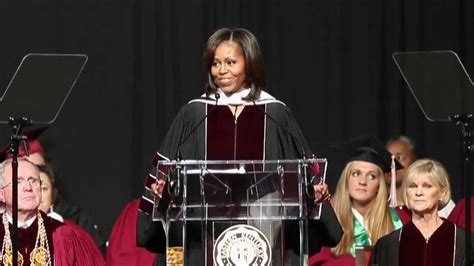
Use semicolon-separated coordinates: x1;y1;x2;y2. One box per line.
0;213;51;266
416;217;442;243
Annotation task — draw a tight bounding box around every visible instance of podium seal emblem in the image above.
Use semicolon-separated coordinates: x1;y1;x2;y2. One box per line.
213;224;271;266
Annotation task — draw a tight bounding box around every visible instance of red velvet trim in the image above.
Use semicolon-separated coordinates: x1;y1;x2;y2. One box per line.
448;196;474;232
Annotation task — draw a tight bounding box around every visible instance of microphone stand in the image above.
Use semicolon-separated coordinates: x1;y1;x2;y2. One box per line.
153;93;222;217
169;93;220;261
7;117;32;266
450;114;473;266
169;93;220;199
251;100;314;266
250;101;315;199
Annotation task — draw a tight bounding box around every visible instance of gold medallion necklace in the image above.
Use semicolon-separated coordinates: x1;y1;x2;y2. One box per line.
0;212;51;266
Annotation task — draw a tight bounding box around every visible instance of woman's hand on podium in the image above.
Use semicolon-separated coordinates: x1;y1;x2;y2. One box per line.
151;179;166;198
313;182;331;204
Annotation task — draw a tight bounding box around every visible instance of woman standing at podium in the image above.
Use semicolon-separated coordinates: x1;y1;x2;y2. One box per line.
137;27;342;265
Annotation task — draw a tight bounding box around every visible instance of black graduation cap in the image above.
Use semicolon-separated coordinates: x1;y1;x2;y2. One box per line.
0;126;48;161
332;135;403;173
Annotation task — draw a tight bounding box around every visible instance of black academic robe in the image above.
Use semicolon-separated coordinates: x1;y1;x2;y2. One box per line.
137;94;342;265
154;96;312;161
370;220;473;266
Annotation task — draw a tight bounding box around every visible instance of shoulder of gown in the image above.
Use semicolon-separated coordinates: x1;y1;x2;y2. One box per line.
158;100;206;159
369;227;401;266
265;101;313;159
51;216;105;266
54;200;106;252
107;199;157;266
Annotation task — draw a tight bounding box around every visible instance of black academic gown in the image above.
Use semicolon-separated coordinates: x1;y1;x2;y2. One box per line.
370;220;473;266
152;96;311;161
137;93;342;266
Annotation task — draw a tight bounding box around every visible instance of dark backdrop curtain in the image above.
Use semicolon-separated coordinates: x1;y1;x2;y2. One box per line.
0;0;472;238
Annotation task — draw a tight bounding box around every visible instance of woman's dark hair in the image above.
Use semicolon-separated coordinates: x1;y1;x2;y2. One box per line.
203;28;266;101
38;162;60;204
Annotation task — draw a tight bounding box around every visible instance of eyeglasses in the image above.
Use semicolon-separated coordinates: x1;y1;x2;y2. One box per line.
2;177;41;188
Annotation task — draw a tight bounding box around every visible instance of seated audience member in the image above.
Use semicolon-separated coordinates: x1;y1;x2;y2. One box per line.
309;136;403;266
37;162;65;220
448;196;474;232
386;135;455;220
370;159;472;266
106;199;157;265
37;162;106;260
0;158;105;265
2;137;107;252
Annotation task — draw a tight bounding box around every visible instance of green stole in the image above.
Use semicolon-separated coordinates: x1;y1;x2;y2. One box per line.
350;208;402;257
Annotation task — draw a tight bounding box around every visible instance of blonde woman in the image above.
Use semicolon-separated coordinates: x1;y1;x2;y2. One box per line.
371;159;472;266
310;136;403;265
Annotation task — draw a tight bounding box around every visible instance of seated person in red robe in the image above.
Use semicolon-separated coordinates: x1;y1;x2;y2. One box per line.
1;135;106;252
37;162;63;221
106;199;157;266
36;161;108;261
370;159;473;266
448;196;474;232
0;158;104;265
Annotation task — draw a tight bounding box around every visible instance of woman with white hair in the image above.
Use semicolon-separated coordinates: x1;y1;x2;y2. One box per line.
370;159;472;266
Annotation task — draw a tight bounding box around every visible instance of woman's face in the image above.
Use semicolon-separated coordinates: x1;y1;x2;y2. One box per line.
348;161;381;208
39;171;53;213
406;175;444;215
211;41;246;95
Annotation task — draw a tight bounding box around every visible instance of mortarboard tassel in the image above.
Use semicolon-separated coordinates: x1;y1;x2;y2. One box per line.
389;154;397;207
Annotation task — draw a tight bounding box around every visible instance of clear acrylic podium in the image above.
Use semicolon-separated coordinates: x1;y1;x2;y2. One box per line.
152;158;327;266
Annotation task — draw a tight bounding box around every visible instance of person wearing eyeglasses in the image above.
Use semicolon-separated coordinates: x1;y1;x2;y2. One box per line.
0;136;107;253
0;158;104;265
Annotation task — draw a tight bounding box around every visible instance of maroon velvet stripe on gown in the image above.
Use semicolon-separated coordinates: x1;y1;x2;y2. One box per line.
138;104;266;215
206;105;265;161
399;221;455;266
